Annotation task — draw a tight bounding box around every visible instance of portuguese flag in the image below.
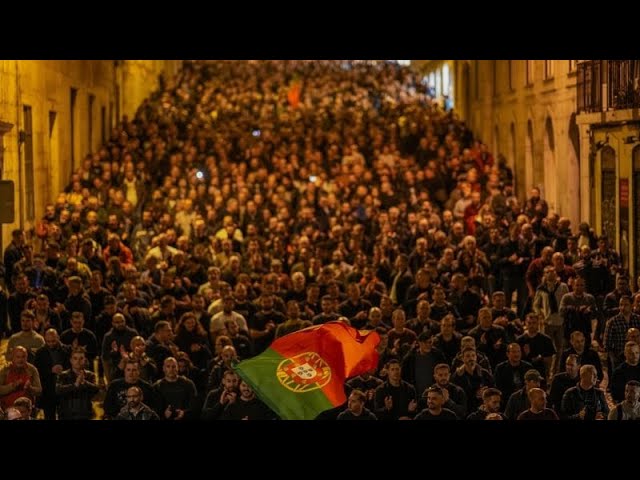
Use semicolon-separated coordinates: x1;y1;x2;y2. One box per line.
234;322;380;420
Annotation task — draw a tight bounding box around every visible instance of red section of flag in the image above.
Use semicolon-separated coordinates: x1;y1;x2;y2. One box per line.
271;322;380;407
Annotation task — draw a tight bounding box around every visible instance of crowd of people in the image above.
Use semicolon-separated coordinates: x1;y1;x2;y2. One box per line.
1;60;639;421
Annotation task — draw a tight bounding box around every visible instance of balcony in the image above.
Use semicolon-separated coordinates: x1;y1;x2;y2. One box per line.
577;60;640;114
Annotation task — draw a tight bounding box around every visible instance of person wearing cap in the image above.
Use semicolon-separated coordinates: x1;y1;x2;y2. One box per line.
414;385;458;420
517;388;559;420
504;369;543;420
401;330;446;397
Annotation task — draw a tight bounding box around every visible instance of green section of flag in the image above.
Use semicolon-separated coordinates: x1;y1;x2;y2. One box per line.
233;348;335;420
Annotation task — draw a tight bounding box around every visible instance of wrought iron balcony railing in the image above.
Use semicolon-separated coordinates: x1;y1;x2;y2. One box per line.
577;60;640;113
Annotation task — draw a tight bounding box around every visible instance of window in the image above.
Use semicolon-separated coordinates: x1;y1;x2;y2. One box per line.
544;60;554;80
526;60;534;86
435;70;441;98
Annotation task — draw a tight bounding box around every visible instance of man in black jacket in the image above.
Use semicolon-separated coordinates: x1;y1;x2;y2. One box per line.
401;331;446;397
201;370;239;420
374;359;418;420
432;363;468;419
610;341;640;403
559;331;603;385
153;357;198;420
34;329;71;420
493;343;533;407
504;369;542;420
4;229;26;290
103;359;155;419
221;379;277;420
337;389;378;420
56;347;99;420
548;354;580;414
60;312;98;366
560;364;609;420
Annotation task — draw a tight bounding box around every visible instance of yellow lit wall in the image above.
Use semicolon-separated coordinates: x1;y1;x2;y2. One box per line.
0;60;179;249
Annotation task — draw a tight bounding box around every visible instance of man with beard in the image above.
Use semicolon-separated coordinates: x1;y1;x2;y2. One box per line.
451;347;494;413
101;313;139;383
466;387;504;420
104;360;155;419
221;379;277;420
414;385;458;420
201;370;239;420
115;385;159;420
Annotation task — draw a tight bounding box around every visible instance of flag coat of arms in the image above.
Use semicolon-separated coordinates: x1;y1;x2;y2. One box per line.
234;322;380;420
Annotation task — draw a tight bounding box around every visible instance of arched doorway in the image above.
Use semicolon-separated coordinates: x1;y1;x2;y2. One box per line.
543;117;557;212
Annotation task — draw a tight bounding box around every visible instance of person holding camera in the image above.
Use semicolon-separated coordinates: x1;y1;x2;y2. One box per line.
560;364;608;420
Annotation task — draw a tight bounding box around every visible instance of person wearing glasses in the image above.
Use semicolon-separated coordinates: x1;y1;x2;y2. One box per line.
115;386;159;420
